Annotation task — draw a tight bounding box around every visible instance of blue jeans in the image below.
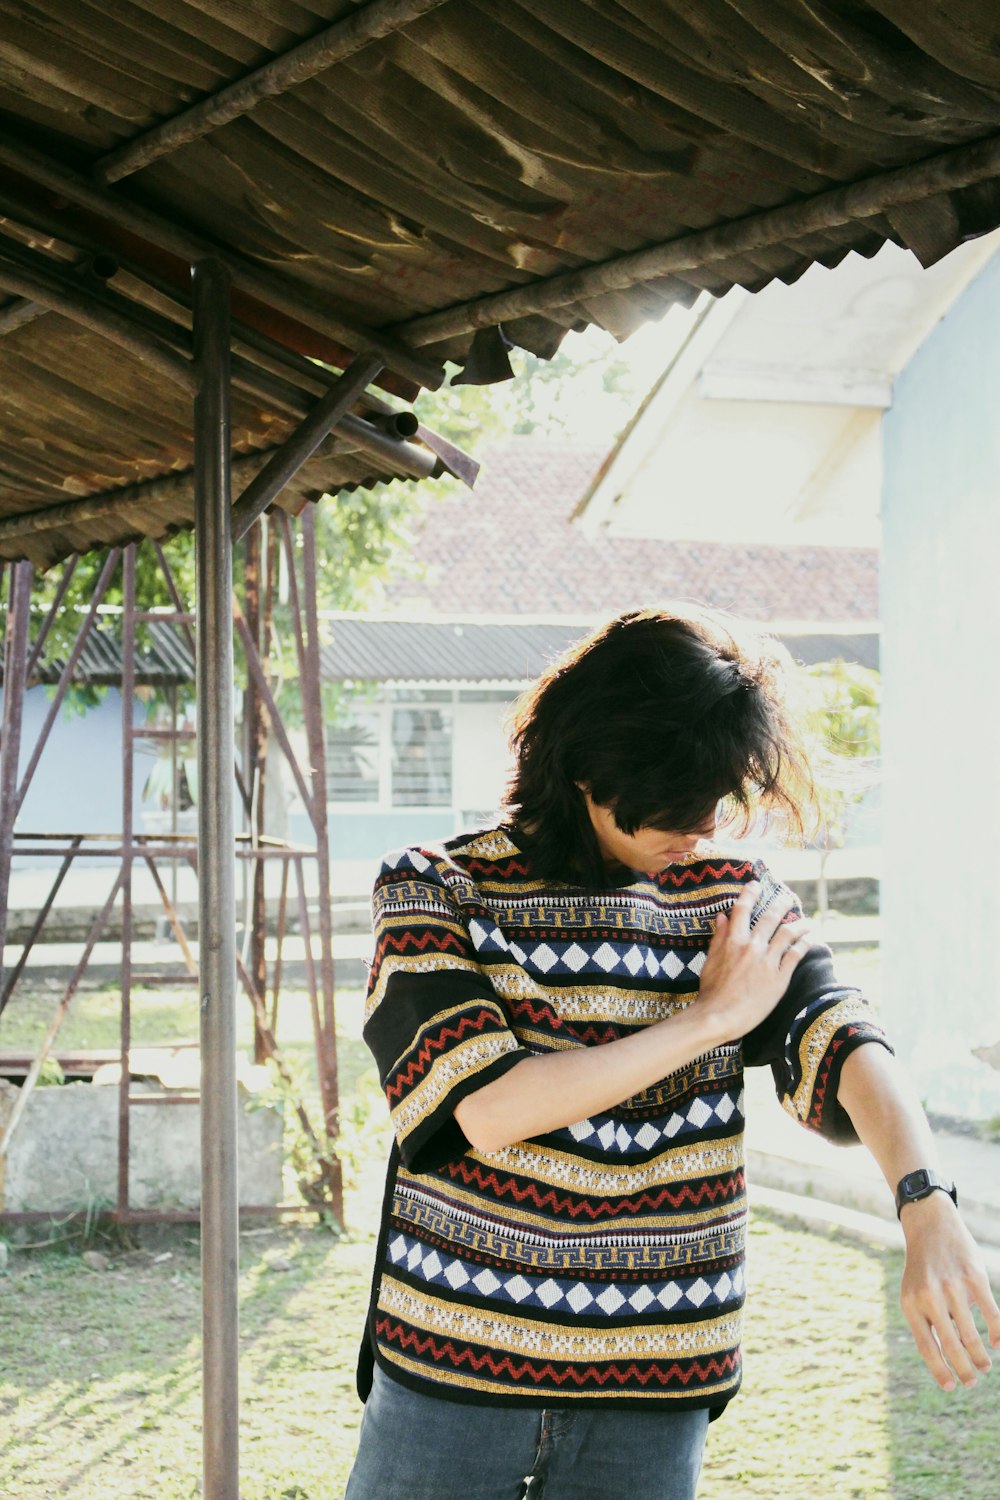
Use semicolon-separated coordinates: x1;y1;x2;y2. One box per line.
344;1364;710;1500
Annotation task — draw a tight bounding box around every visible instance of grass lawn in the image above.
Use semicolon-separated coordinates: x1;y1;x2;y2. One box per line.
2;949;998;1496
2;1209;998;1499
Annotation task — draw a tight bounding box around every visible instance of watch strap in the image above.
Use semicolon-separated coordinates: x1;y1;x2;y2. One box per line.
894;1168;958;1218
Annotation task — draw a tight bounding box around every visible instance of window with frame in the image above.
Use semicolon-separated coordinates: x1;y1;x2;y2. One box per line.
325;706;381;803
391;704;453;806
325;693;455;808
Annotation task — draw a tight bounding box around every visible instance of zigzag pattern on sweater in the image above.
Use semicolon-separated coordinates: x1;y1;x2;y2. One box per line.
361;826;890;1413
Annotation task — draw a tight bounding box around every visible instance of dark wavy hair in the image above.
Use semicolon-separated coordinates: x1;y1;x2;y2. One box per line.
503;606;816;885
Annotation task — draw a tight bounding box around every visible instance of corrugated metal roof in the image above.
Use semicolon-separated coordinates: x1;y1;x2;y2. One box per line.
0;619;195;687
1;614;878;688
320;617;588;683
2;2;1000;565
320;616;879;683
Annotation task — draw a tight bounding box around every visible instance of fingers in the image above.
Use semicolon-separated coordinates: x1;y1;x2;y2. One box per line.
777;926;812;969
751;886;799;942
904;1274;1000;1391
949;1293;994;1377
724;880;759;940
982;1282;1000;1350
908;1311;963;1391
968;1268;1000;1353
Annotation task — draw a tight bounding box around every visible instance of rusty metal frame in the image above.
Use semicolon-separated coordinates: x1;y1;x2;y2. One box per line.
392;129;1000;347
0;531;344;1191
0;560;31;995
0;366;363;1496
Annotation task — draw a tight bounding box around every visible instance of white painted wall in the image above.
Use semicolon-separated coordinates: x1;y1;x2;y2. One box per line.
882;252;1000;1119
452;699;515;819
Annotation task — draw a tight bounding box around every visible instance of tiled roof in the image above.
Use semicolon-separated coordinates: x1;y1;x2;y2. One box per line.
383;438;878;624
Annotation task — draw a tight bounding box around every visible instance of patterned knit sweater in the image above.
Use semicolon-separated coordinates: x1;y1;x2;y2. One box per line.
358;826;890;1413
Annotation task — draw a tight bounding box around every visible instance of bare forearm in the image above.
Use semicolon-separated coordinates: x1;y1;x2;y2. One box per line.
454;1005;722;1154
836;1042;939;1192
838;1040;1000;1391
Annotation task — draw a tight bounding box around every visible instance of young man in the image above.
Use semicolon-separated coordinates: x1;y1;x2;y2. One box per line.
345;608;999;1500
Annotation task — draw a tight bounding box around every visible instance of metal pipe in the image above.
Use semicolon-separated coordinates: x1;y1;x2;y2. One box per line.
226;352;439;478
231;355;384;542
0;250;197;391
0;561;32;998
0;871;124;1159
368;409;420;439
0;1204;324;1227
0;132;444;390
0;251;118;337
241;522;265;1061
6;840;312;859
96;0;451;184
393;126;1000;347
153;542;197;655
192;257;240;1500
0;838;82;1014
117;546;136;1216
232;604;316;819
25;555;79;678
144;855;199;976
298;508;344;1227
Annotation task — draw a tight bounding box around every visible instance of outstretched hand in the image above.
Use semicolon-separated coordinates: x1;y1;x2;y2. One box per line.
696;880;812;1044
899;1193;1000;1391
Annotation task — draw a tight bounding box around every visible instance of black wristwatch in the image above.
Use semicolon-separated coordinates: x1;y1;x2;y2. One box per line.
894;1169;958;1219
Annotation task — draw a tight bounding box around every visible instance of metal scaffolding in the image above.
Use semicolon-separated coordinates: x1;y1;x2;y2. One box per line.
0;510;349;1223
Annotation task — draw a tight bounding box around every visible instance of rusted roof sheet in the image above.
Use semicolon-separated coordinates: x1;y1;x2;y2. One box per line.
2;2;1000;565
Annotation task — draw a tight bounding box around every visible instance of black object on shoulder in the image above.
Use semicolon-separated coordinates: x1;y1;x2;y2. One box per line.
894;1168;958;1218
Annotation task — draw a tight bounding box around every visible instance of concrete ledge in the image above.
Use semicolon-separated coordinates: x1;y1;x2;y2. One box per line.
749;1182;1000;1285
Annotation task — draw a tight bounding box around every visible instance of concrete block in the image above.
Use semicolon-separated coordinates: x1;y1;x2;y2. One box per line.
0;1073;284;1213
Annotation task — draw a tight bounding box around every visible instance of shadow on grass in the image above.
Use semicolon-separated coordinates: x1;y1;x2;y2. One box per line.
0;1226;368;1497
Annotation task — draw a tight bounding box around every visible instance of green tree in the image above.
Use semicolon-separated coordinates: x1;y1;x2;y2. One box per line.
802;659;881;924
413;335;639;447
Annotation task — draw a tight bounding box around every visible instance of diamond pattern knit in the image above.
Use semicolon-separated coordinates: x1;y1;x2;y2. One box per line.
359;827;890;1413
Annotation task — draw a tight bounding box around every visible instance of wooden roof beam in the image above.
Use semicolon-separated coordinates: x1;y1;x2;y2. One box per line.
393;129;1000;348
0;135;444;392
96;0;451;186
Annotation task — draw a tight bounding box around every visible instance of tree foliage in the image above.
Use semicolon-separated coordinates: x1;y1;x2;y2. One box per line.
801;658;880;918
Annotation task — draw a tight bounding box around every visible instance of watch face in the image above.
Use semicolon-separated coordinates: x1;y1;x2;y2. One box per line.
903;1170;930;1198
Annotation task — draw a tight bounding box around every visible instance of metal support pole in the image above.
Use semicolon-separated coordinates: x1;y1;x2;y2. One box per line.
300;506;342;1222
0;560;32;996
243;522;267;1063
117;546;135;1216
192;257;239;1500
